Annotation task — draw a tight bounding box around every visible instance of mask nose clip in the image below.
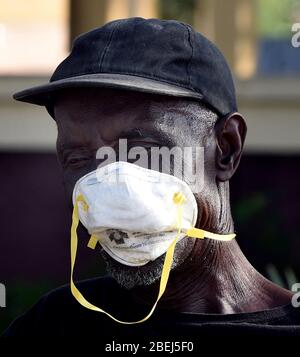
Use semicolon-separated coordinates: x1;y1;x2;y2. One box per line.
77;194;89;212
173;192;186;205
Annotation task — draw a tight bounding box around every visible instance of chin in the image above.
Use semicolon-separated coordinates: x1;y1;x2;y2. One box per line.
98;238;195;290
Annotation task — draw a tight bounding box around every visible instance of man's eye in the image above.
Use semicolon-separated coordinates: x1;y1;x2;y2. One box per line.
127;141;160;149
69;158;84;164
64;155;91;168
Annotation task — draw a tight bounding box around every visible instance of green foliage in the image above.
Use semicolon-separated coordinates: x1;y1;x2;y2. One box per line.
0;280;54;335
233;190;299;288
234;192;267;224
266;264;299;289
158;0;197;25
258;0;300;38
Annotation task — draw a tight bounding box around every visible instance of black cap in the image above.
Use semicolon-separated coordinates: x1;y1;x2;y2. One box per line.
13;17;237;117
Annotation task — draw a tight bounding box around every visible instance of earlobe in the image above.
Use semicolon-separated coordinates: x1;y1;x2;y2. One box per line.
215;112;247;181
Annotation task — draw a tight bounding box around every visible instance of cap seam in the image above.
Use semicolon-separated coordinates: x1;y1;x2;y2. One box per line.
181;23;194;90
98;20;121;73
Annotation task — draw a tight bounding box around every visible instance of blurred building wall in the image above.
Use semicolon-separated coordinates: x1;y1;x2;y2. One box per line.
2;0;300;153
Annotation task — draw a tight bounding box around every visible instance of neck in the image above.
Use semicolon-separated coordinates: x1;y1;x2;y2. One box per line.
131;180;292;313
131;238;291;314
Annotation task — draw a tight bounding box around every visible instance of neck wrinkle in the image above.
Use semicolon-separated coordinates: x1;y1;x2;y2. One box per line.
154;239;268;314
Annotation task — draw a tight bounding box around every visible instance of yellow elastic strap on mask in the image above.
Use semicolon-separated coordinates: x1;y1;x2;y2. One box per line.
70;192;235;324
71;193;186;324
186;227;236;241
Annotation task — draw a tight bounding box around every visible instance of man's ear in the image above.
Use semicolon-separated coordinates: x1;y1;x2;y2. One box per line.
215;112;247;181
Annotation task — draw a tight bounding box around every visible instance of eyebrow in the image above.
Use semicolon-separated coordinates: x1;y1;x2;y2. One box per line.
57;140;92;154
57;126;177;153
118;127;176;147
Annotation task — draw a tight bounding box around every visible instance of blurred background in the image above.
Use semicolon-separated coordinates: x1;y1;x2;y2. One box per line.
1;0;300;333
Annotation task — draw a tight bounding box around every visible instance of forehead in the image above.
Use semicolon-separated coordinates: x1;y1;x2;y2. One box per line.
53;87;200;123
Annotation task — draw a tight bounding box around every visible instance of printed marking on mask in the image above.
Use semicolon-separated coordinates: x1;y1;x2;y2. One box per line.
105;340;194;354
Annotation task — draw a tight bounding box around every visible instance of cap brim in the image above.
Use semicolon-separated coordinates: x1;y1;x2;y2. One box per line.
13;73;203;106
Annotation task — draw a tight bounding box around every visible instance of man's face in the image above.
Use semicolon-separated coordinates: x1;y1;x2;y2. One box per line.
54;87;219;289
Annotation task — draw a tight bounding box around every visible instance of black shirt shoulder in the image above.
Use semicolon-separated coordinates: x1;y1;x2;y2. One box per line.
3;276;300;337
2;276;121;337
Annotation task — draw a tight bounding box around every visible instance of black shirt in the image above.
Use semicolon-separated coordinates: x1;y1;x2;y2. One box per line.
3;276;300;338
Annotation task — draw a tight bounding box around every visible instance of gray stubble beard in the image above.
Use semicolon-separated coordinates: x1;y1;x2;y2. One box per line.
99;236;196;290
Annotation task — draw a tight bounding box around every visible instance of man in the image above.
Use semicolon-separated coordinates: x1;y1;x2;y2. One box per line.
4;17;300;337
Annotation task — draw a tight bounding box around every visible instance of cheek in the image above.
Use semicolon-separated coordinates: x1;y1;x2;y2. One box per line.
203;144;217;182
173;237;196;265
62;163;97;209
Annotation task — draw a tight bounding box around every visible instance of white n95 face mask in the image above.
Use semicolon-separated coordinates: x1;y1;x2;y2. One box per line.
70;161;236;324
72;161;198;267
